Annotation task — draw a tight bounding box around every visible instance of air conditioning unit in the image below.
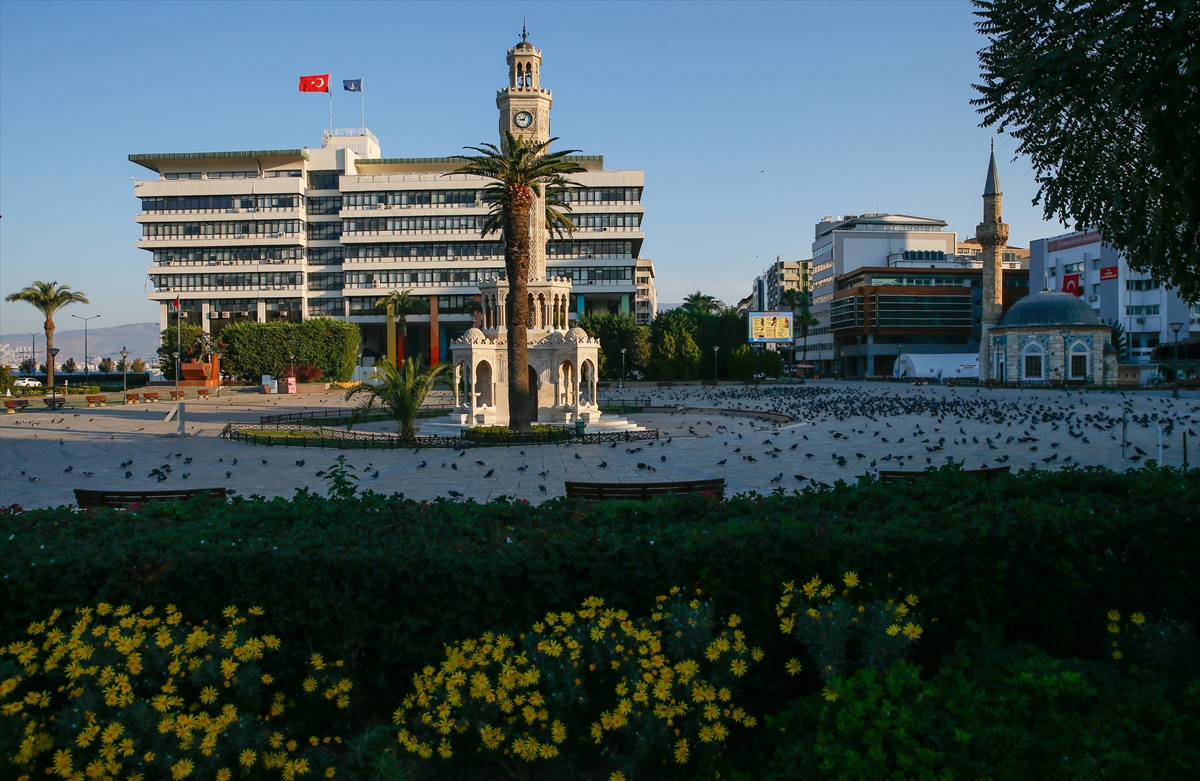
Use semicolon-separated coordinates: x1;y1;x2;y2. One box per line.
269;233;281;239
207;312;217;319
234;234;244;239
241;311;251;317
221;311;230;318
1136;317;1145;323
1088;295;1098;302
245;207;258;213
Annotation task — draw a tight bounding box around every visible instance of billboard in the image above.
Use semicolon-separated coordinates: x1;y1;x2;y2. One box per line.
748;311;793;343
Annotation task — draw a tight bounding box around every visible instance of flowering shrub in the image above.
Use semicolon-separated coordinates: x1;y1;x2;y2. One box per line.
394;589;761;779
777;572;924;683
0;604;348;781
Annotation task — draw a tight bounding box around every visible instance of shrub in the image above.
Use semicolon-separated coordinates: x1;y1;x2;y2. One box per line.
462;425;573;444
157;324;210;379
218;319;359;382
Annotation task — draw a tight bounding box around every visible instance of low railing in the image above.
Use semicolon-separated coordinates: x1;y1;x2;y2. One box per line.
223;422;659;449
258;407;450;425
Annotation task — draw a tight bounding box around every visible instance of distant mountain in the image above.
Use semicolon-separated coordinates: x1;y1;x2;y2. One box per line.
0;322;160;368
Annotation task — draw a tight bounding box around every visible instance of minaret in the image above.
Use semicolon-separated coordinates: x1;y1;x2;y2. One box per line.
496;26;554;280
977;141;1009;381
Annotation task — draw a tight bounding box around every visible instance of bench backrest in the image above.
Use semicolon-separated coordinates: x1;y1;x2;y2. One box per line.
878;465;1011;483
564;479;725;501
74;487;227;509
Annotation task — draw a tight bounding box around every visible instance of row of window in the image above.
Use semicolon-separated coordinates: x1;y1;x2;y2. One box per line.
343;241;635;260
308;196;343;215
828;296;972;329
900;250;947;261
153;273;302;290
308;222;343;240
848;223;944;233
345;269;500;288
141;195;301;213
344;215;487;234
1126;305;1161;316
142;220;301;238
569;213;642;229
163;170;301;180
1126;279;1161;291
152;247;303;263
559;187;642;204
308;273;344;291
344;190;479;207
546;266;634;283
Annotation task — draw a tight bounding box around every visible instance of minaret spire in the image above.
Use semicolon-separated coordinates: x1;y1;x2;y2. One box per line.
977;142;1010;382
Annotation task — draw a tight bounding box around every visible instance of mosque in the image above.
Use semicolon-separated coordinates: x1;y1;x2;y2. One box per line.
976;147;1118;385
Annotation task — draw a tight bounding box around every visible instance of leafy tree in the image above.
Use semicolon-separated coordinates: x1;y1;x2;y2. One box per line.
726;344;758;381
691;309;751;379
97;357;115;373
217;319;359;382
454;131;586;431
648;309;703;380
18;358;35;375
577;312;650;379
376;290;428;365
0;366;11;394
130;358;148;373
345;357;450;439
972;0;1200;300
4;281;89;397
60;358;79;374
1104;319;1129;361
157;324;209;380
682;291;720;316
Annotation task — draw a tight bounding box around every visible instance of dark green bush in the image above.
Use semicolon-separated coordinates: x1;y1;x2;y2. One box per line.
461;424;573;443
218;318;360;382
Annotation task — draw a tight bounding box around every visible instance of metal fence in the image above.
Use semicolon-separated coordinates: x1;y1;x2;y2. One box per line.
259;407;451;425
223;422;660;450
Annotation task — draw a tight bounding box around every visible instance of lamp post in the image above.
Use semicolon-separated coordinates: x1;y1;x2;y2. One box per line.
26;332;37;376
1058;329;1071;390
47;347;60;410
713;345;720;382
120;347;129;404
71;313;101;375
1170;322;1184;398
173;351;180;401
620;348;627;389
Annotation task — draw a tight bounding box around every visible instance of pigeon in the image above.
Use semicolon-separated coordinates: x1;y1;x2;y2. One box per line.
476;460;486;466
225;471;232;478
185;457;194;464
124;471;133;479
315;470;326;477
63;466;73;473
518;464;529;472
232;458;238;465
82;471;95;477
716;459;727;465
452;463;458;470
598;461;608;468
182;473;190;479
28;476;41;482
485;469;495;478
539;485;547;493
538;470;550;477
371;471;379;478
574;453;582;460
448;490;463;497
262;459;268;464
770;473;784;483
417;461;427;468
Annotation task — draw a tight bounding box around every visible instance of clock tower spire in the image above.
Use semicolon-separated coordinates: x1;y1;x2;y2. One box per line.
497;32;555;279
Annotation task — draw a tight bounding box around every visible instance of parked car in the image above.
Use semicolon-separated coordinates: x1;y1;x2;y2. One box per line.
13;377;42;387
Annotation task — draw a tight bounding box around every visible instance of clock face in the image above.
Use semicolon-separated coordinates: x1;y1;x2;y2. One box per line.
514;111;533;129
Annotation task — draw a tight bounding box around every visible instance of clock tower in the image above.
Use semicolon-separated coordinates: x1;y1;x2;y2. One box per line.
497;26;554;279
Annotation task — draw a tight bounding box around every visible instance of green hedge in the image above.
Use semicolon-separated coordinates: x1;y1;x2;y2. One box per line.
461;424;574;444
1;466;1196;775
218;318;360;382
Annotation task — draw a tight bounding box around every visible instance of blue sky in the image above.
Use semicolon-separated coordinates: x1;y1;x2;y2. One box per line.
0;0;1067;334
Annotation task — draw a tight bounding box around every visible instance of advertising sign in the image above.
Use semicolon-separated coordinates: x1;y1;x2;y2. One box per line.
748;312;794;343
286;377;297;394
1099;266;1118;281
1048;230;1101;252
1062;273;1081;297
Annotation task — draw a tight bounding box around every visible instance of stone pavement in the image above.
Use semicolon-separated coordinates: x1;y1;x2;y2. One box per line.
1;381;1195;509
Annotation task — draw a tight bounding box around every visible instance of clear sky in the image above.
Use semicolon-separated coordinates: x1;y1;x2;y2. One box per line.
0;0;1068;335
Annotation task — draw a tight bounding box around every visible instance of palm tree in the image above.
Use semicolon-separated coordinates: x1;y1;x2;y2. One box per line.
453;131;586;431
682;291;719;316
344;357;450;440
376;290;429;365
5;281;89;393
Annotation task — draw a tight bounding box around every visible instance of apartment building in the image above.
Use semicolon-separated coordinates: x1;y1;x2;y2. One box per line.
1030;229;1198;364
133;40;653;366
763;257;812;311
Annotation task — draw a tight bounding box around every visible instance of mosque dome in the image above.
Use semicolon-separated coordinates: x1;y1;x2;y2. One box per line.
460;328;488;344
565;326;590;343
998;290;1101;329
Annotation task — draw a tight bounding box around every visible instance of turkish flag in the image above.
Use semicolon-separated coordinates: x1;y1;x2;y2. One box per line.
299;74;329;92
1062;273;1081;296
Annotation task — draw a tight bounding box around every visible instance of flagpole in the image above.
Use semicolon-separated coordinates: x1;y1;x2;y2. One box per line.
329;85;333;134
361;78;365;132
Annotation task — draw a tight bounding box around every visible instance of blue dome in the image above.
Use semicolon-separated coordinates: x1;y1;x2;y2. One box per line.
999;290;1100;329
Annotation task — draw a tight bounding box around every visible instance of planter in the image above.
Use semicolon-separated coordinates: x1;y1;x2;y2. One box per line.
295;382;331;394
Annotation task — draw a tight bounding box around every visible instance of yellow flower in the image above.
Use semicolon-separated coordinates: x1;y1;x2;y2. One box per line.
326;768;336;778
1107;623;1120;634
727;614;741;628
822;685;839;702
170;758;194;779
843;571;859;588
310;653;325;671
1107;610;1121;622
551;720;566;744
239;749;256;768
730;658;748;677
901;623;923;641
905;594;919;606
199;686;218;704
674;738;689;764
303;677;318;693
261;674;274;685
249;606;265;616
785;658;802;676
1130;613;1146;626
886;624;901;637
217;770;231;781
1112;650;1123;660
609;773;627;781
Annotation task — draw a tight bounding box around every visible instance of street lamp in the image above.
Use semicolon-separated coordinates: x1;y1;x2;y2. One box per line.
620;348;627;389
120;347;129;404
26;332;37;376
713;345;720;382
173;351;180;400
1170;322;1184;398
1058;329;1071;390
47;347;60;410
71;313;101;375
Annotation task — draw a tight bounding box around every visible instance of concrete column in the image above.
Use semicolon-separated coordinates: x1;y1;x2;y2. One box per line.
428;296;440;365
256;300;267;323
201;301;212;334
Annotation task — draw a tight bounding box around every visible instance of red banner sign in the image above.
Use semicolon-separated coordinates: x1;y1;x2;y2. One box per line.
1048;230;1101;252
1099;266;1118;281
1062;273;1081;296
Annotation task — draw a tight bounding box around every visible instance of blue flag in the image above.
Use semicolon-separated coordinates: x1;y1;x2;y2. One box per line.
343;79;362;92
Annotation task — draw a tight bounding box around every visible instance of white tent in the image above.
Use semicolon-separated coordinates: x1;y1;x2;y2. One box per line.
894;353;979;380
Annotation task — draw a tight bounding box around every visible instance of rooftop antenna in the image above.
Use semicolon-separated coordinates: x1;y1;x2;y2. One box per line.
521;18;528;42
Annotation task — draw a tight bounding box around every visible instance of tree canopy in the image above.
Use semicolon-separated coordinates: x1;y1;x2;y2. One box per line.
972;0;1200;300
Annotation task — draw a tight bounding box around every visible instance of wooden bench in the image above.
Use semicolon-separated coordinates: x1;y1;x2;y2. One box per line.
564;478;725;501
656;382;675;388
43;396;66;408
74;487;227;509
85;394;108;407
3;400;21;414
169;390;187;401
125;393;141;403
197;388;211;399
142;392;160;402
877;465;1011;484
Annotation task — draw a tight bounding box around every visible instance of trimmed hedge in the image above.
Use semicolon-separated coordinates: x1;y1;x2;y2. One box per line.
2;467;1196;734
461;424;574;444
218;318;360;382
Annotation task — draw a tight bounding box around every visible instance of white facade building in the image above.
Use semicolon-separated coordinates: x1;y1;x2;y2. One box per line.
1030;229;1199;363
133;42;652;369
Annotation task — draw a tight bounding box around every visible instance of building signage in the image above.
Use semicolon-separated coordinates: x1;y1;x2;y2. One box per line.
1048;230;1101;252
1099;266;1119;281
1062;273;1081;296
748;312;793;343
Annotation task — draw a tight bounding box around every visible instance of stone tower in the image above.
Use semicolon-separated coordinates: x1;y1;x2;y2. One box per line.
496;25;554;280
976;141;1009;382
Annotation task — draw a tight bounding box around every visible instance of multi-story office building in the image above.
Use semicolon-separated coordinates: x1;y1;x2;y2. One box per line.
1030;229;1199;364
133;42;648;366
830;266;1029;377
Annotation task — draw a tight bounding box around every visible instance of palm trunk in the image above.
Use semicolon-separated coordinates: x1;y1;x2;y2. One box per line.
505;185;534;432
398;316;407;364
44;318;56;395
386;307;397;366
